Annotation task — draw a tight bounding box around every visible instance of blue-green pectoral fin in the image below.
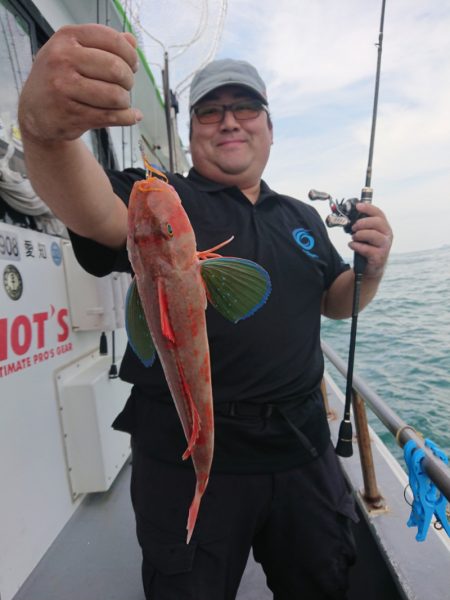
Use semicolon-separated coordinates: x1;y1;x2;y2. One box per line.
125;278;156;367
200;257;271;323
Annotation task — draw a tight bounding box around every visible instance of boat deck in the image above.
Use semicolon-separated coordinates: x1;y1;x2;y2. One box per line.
13;376;450;600
13;457;270;600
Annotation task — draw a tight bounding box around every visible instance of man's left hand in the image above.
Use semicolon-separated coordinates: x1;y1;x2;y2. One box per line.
349;203;393;278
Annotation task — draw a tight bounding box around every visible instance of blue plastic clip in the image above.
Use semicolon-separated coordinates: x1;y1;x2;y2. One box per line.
403;438;450;542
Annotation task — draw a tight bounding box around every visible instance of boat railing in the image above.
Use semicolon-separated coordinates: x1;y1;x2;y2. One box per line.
321;340;450;506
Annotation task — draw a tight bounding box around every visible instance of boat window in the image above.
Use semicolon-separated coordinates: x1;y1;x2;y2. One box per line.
0;0;33;176
0;0;38;228
0;0;65;234
0;0;122;230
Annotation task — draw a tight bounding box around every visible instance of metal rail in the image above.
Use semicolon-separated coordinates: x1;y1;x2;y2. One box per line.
322;340;450;503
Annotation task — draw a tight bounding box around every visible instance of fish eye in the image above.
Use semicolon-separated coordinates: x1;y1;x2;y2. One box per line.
166;223;174;238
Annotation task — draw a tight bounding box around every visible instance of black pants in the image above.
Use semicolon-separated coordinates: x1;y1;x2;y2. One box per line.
130;441;357;600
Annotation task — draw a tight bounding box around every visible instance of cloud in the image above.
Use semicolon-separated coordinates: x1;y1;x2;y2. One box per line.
218;0;450;254
139;0;450;254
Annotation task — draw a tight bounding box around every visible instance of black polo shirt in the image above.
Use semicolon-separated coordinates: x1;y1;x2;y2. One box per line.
69;167;349;472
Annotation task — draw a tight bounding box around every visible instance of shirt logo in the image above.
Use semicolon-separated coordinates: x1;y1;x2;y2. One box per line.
292;228;318;259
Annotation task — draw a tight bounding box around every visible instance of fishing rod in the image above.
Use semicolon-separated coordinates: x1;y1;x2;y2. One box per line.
309;0;387;457
162;51;175;172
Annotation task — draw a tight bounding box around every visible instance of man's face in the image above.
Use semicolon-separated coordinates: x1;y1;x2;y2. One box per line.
189;85;273;190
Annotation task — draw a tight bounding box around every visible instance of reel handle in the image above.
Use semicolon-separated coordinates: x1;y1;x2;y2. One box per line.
308;189;332;201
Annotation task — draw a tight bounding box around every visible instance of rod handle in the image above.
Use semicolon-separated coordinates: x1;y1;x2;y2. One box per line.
335;420;354;457
352;186;373;274
354;252;367;275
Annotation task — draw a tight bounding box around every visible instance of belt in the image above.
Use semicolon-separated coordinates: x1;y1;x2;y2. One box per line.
215;398;320;458
216;401;275;418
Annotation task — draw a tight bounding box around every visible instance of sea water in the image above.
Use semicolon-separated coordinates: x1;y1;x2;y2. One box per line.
321;245;450;463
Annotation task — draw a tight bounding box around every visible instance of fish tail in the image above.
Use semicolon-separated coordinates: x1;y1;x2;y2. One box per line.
186;474;209;544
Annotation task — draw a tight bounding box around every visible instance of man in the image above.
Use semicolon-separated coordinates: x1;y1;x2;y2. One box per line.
19;24;392;600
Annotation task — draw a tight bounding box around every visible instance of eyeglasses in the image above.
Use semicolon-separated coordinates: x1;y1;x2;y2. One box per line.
191;99;268;124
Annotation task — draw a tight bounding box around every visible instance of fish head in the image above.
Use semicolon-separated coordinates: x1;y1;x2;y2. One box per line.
128;176;197;273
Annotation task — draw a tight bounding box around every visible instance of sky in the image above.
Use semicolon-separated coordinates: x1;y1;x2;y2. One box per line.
139;0;450;258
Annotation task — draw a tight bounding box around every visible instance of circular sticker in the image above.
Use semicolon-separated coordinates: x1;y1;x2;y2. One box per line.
51;241;62;266
3;264;23;300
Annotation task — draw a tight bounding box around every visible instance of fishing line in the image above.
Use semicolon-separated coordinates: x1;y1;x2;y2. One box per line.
309;0;387;457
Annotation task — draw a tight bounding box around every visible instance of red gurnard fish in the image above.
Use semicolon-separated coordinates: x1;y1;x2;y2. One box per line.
125;168;271;543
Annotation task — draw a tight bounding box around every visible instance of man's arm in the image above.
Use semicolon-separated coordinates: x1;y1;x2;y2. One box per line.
321;202;393;319
18;24;143;249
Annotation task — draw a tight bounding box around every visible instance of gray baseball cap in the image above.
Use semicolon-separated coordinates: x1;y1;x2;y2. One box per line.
189;58;268;109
